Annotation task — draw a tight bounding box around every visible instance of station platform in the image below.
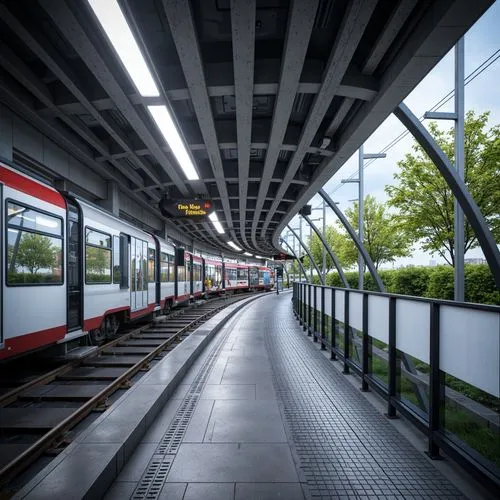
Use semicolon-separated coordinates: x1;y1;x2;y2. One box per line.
15;291;490;500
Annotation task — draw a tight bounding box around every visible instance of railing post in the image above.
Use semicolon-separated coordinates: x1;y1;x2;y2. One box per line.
302;284;307;330
361;293;369;391
321;286;326;350
331;288;336;360
307;284;312;336
313;285;318;342
427;302;443;459
343;291;350;374
387;296;399;418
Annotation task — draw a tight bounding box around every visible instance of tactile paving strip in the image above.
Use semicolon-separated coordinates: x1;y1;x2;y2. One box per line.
131;313;242;500
262;294;465;499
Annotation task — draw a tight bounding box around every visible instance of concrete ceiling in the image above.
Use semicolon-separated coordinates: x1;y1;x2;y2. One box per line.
0;0;493;255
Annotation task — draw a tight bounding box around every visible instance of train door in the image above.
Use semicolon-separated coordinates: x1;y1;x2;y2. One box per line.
130;236;147;311
67;200;82;330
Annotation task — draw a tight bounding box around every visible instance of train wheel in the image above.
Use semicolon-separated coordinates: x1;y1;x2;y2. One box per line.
105;315;120;336
90;326;106;344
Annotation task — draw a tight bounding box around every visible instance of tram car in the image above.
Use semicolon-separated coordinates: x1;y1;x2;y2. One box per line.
0;160;273;361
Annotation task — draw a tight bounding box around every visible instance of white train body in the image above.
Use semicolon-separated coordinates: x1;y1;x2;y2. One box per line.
0;160;274;361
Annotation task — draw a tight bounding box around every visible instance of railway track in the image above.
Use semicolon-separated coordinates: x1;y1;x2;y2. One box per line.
0;292;260;492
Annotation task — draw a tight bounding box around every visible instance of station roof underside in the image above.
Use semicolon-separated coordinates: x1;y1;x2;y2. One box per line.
0;0;492;255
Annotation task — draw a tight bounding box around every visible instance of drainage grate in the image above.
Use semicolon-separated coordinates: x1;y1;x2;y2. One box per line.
131;314;239;499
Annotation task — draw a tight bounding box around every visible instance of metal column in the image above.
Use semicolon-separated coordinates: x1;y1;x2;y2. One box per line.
454;38;465;301
358;145;364;290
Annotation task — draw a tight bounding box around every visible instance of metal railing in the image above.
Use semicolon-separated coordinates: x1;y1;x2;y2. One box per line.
293;282;500;495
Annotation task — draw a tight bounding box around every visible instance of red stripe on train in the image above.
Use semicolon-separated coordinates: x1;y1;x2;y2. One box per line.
0;325;67;361
0;164;66;209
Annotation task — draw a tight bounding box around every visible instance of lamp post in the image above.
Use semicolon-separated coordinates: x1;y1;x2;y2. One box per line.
311;204;326;283
342;145;386;289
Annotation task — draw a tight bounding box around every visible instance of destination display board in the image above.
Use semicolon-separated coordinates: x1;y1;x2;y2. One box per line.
159;197;214;220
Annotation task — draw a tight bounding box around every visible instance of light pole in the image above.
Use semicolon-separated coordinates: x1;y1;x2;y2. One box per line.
342;145;386;290
307;216;322;282
311;205;326;283
423;38;465;301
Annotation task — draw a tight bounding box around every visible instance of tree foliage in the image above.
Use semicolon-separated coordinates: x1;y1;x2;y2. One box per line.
385;111;500;266
307;225;352;273
16;233;57;274
340;195;411;269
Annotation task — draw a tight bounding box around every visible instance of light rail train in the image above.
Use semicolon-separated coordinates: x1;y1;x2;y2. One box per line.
0;160;273;361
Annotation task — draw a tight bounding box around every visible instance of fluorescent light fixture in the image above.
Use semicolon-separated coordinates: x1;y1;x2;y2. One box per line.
148;105;199;181
254;255;268;260
243;252;252;256
209;211;225;234
227;241;242;252
87;0;159;97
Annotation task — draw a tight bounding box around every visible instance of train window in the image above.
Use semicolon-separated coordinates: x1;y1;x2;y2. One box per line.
142;241;148;291
160;252;168;282
7;202;62;237
226;268;237;281
6;201;63;285
148;248;156;282
168;254;175;281
177;263;186;282
237;268;247;281
193;262;201;282
85;227;111;284
113;235;120;283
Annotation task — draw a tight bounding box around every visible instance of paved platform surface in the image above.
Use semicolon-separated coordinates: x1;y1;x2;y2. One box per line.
103;291;469;500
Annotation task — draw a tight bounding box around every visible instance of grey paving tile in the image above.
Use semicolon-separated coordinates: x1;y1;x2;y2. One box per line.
183;400;215;442
170;384;191;399
103;481;137;500
200;384;256;400
235;482;305;500
116;443;157;482
21;443;121;500
183;482;234;500
205;400;286;443
157;482;187;499
141;398;183;443
166;443;299;483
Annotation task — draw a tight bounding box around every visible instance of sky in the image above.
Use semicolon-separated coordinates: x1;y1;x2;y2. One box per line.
284;2;500;268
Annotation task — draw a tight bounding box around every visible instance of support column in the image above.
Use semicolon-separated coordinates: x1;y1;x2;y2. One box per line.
358;145;364;290
454;38;465;301
101;181;120;217
0;104;13;161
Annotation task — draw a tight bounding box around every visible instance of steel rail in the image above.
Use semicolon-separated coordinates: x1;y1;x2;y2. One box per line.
0;293;255;486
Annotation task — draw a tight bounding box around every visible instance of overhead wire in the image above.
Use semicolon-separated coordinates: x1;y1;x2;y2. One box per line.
313;47;500;202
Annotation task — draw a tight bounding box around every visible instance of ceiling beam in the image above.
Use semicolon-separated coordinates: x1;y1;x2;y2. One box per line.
231;0;256;248
261;0;378;238
39;0;189;196
162;0;239;247
37;65;378;117
0;3;162;187
251;0;319;252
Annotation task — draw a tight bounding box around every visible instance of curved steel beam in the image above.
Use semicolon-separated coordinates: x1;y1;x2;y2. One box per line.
320;189;385;292
302;214;350;288
280;238;308;281
286;225;325;285
394;103;500;289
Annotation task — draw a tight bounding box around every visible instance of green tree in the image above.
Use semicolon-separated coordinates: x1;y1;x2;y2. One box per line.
16;233;57;274
86;246;110;275
385;111;500;266
308;225;354;272
341;195;411;269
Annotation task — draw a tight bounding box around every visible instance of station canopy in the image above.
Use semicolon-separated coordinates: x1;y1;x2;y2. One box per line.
0;0;491;255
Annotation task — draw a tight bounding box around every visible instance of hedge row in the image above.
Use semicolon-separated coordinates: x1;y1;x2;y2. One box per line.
308;264;499;305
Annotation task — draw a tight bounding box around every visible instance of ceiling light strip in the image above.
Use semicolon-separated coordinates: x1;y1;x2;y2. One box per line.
87;0;159;97
209;212;225;234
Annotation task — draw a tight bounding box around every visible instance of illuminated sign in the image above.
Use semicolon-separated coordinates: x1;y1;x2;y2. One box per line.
159;197;213;220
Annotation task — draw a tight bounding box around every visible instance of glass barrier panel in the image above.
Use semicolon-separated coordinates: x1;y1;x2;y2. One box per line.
396;299;430;364
440;306;499;398
442;371;499;473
